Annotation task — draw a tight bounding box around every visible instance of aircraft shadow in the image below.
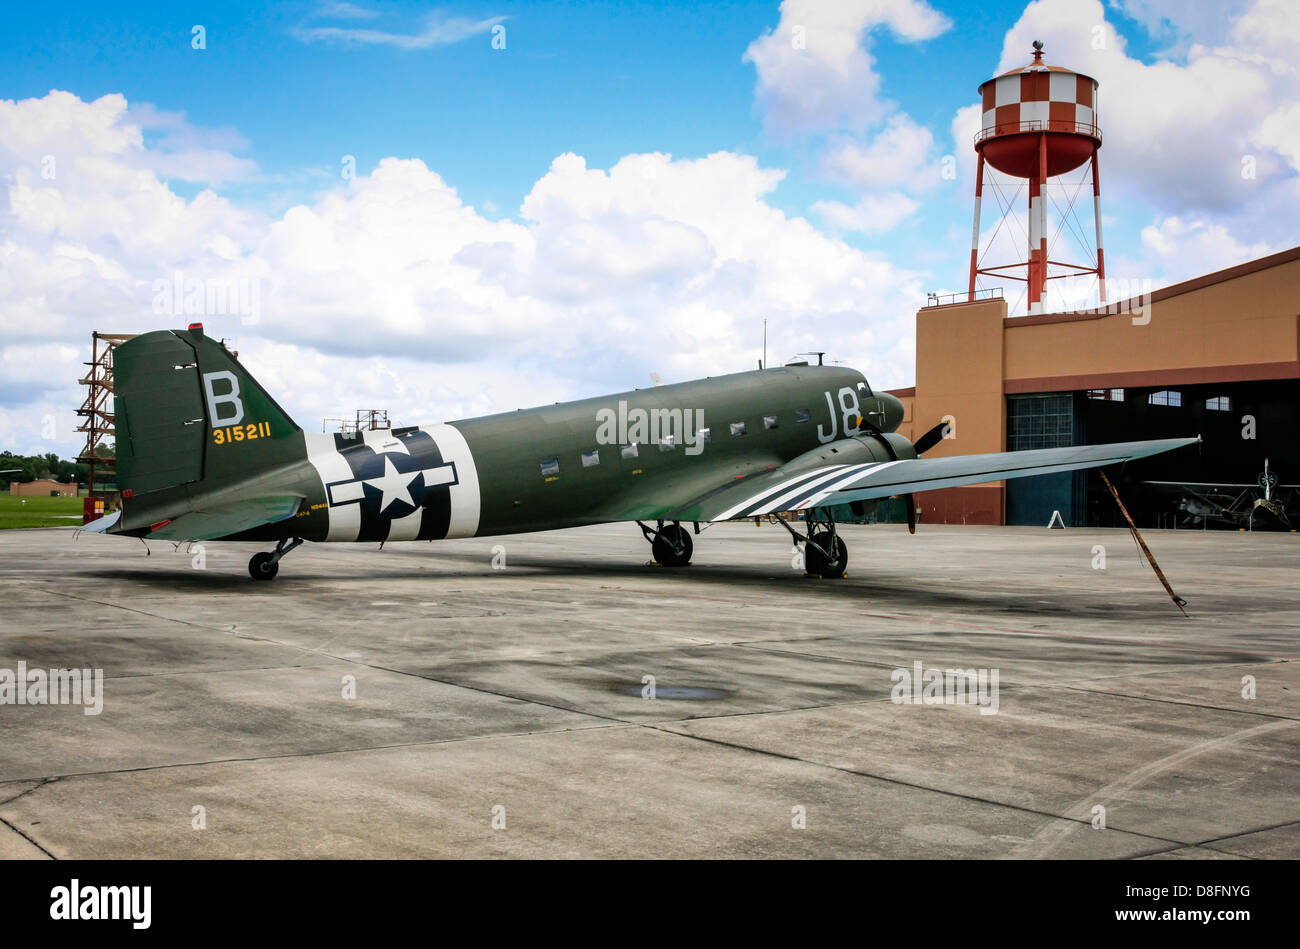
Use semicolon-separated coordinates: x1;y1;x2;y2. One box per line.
72;552;1165;621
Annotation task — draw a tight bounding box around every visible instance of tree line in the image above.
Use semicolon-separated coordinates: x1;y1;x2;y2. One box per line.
0;445;112;489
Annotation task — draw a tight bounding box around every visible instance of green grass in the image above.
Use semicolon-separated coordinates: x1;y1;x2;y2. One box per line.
0;494;86;529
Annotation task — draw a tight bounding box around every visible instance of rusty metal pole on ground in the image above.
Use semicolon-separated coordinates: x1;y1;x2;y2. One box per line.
1099;469;1188;616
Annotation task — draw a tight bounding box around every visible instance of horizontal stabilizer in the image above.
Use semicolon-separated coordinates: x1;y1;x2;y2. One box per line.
139;495;303;541
81;511;122;534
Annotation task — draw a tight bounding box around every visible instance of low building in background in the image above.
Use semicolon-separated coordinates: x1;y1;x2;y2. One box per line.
9;479;79;497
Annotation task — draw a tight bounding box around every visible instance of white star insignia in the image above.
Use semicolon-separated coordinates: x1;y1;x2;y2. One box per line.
363;456;419;514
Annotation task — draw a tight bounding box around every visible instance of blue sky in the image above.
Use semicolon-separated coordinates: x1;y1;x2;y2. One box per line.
1;0;1295;456
0;1;1176;227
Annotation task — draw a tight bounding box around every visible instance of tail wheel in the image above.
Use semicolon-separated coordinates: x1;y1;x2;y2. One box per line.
804;531;848;579
652;523;693;567
248;551;279;581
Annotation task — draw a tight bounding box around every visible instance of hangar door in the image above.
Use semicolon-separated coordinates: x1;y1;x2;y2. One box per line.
1005;393;1087;527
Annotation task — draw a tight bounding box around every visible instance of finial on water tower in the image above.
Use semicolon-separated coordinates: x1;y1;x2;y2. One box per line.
1031;39;1044;63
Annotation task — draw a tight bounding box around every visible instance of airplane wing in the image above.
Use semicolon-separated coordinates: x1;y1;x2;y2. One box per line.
677;437;1199;522
1145;481;1255;489
1145;480;1300;489
96;494;305;541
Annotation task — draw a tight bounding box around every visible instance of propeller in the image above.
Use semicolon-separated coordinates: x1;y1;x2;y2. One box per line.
912;420;949;456
855;417;950;534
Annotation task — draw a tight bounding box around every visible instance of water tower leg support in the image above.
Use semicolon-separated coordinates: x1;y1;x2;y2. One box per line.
1036;133;1050;312
968;152;985;302
1092;146;1106;303
1026;134;1047;314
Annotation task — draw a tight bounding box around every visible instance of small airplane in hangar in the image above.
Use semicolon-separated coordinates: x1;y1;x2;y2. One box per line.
1145;459;1297;530
85;325;1198;580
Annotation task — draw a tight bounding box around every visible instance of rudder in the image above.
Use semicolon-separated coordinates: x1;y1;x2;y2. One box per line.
114;326;300;498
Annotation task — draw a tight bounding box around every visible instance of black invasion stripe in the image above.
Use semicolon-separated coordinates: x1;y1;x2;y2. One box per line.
403;430;453;541
342;443;391;544
664;464;791;519
333;432;365;453
338;441;376;478
733;467;852;519
789;463;882;508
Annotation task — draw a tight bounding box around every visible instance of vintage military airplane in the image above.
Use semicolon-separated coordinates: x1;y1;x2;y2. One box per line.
85;325;1198;579
1145;459;1297;530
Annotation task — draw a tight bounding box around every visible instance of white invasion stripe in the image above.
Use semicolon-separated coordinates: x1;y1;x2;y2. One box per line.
713;465;847;521
790;463;880;509
730;465;848;518
427;423;481;538
305;432;361;542
362;428;406;452
796;460;905;510
751;466;870;516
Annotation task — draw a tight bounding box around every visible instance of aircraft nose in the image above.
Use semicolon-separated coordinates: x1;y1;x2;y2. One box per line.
876;392;905;432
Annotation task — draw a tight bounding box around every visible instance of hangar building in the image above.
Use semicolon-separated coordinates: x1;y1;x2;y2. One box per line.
888;246;1300;528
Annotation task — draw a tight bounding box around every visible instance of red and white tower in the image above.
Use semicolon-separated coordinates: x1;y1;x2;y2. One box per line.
968;41;1105;314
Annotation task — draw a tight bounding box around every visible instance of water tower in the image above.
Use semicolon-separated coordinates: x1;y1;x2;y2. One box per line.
968;41;1105;314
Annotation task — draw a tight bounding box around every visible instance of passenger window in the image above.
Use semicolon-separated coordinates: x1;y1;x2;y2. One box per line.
729;421;747;436
620;443;639;459
795;408;810;423
581;449;600;468
763;415;779;430
539;457;559;477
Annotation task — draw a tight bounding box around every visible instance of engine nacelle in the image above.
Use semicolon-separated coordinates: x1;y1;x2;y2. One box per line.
780;432;915;478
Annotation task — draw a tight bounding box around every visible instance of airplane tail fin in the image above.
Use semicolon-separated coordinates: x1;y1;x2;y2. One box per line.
113;325;301;501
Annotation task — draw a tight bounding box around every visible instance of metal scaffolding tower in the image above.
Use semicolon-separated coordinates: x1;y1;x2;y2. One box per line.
76;332;135;498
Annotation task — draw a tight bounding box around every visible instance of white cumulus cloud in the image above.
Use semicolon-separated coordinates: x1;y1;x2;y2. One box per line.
0;90;928;459
744;0;951;137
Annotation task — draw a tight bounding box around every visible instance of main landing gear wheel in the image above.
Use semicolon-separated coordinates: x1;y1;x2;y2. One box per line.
652;523;693;567
248;551;279;581
248;536;304;581
804;530;848;579
639;520;693;567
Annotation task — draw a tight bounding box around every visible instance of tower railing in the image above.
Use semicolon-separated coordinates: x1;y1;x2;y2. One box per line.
926;287;1004;307
975;120;1101;146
